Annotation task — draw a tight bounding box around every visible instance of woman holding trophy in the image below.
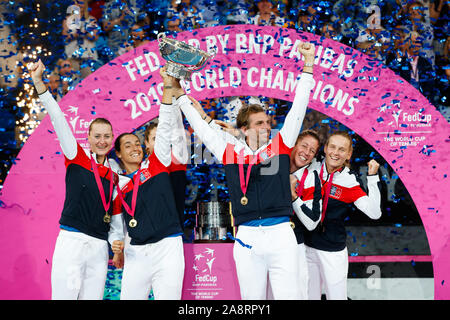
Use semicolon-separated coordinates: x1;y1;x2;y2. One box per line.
143;120;188;232
108;66;188;300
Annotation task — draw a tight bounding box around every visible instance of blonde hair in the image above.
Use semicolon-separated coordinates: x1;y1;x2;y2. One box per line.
325;131;353;167
88;118;113;135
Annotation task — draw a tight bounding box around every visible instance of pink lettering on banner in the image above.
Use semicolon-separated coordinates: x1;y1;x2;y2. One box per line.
0;25;449;299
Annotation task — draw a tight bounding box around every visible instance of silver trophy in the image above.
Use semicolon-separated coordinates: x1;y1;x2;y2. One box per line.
195;201;234;243
158;32;215;81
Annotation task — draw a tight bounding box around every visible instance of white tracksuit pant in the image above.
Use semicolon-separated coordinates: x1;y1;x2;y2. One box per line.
305;245;348;300
233;222;300;300
51;229;109;300
297;243;309;299
266;242;309;300
120;236;185;300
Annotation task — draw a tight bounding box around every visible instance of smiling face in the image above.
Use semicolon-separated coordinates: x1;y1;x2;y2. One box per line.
116;134;143;170
242;111;271;149
88;122;113;160
291;135;320;170
324;134;353;173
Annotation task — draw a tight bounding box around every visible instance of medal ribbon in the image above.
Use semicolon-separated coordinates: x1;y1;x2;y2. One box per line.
295;167;309;198
238;148;260;198
116;170;141;220
319;163;335;223
91;155;114;215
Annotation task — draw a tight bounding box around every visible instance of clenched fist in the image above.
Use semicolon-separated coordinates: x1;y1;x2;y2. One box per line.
297;41;315;62
367;159;380;176
111;240;124;254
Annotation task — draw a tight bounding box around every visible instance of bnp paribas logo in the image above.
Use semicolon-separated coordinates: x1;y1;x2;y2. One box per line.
193;248;217;283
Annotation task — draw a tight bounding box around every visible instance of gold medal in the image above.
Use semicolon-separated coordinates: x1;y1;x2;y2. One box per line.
92;155;114;225
129;218;138;228
240;196;248;206
103;213;111;224
290;221;295;229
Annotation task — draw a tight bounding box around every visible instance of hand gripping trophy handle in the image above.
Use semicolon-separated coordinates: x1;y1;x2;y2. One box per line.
158;32;216;81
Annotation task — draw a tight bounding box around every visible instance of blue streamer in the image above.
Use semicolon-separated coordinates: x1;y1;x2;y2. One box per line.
226;232;252;249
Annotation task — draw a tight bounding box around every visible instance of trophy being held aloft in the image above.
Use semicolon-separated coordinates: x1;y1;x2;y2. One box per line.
158;32;215;81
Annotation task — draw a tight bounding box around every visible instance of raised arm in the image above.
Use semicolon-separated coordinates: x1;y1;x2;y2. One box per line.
178;95;231;163
154;67;182;167
280;42;315;148
189;96;241;140
354;160;382;220
171;96;189;165
31;59;78;160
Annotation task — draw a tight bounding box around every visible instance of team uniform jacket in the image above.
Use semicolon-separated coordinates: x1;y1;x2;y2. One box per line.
304;162;382;252
178;73;314;225
108;97;188;245
169;159;187;229
222;132;294;225
291;159;322;244
39;90;118;241
111;153;182;245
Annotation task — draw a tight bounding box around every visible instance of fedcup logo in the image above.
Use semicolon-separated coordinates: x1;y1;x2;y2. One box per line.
401;111;432;128
389;110;432;129
391;108;402;128
386;102;432;129
193;248;218;284
64;105;92;134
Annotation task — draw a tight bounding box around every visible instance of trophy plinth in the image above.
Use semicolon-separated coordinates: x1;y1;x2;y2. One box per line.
158;33;214;81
